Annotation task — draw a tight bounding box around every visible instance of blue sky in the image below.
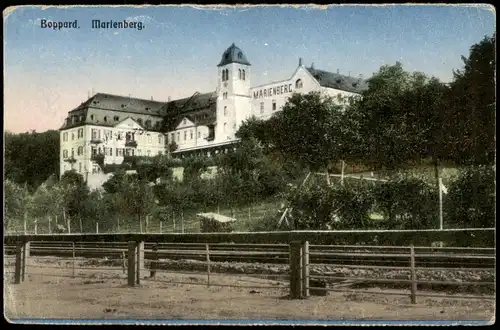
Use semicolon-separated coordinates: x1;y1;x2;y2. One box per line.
3;4;495;133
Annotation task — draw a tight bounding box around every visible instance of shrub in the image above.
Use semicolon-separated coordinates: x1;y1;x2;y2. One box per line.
444;166;495;228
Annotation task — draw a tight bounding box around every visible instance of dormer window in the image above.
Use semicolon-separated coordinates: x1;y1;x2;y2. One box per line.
114;116;119;121
104;116;108;122
238;52;242;59
295;79;303;89
90;115;94;121
183;118;187;125
137;118;143;125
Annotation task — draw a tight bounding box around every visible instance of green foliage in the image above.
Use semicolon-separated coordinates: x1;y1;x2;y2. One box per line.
446;34;495;165
372;175;438;230
445;166;495;228
4;180;30;230
4;130;60;190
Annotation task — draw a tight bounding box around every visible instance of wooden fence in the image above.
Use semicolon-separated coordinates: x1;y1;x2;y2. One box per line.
4;230;495;303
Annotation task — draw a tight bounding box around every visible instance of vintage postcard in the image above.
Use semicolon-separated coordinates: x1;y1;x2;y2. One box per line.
3;4;495;326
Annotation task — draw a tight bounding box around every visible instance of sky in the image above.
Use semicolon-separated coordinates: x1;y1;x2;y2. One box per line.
3;4;496;133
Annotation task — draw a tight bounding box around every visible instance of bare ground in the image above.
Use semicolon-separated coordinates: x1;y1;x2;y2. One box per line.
3;257;495;322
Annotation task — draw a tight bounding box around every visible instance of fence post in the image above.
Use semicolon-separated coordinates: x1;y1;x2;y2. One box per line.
25;241;31;258
121;251;126;274
410;246;417;304
136;241;145;284
14;240;27;284
206;243;211;288
150;244;158;278
301;241;309;298
72;242;76;278
128;241;136;287
289;241;303;299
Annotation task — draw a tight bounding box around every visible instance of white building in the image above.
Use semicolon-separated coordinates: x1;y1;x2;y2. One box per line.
59;43;368;184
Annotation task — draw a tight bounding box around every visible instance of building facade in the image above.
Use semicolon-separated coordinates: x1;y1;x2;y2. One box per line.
59;43;368;183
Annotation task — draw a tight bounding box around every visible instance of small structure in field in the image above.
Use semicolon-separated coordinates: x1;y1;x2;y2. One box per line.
197;213;236;233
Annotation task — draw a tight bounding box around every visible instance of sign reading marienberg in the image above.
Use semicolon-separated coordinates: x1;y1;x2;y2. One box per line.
253;83;293;99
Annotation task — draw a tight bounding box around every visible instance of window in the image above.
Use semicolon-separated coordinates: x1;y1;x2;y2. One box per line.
171;133;175;142
272;100;277;111
147;150;151;157
104;116;108;122
77;146;83;155
260;102;264;114
117;148;124;157
92;129;98;140
145;120;152;128
109;147;112;156
71;148;74;157
137;118;143;126
223;123;227;133
242;69;246;80
238;52;242;59
114;116;120;121
71;133;75;141
183;118;187;125
295;79;303;89
190;130;193;140
63;150;68;158
238;69;242;80
198;131;201;138
78;128;84;139
137;149;142;156
158;134;163;144
184;131;187;141
224;106;228;116
147;134;152;143
90;115;94;121
92;147;98;156
177;132;180;141
223;92;227;100
63;132;68;141
79;163;82;173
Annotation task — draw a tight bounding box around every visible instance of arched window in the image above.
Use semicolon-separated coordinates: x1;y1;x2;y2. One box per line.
238;69;242;80
242;70;246;80
295;79;303;89
223;123;227;133
224;106;227;116
238;52;243;59
77;146;83;155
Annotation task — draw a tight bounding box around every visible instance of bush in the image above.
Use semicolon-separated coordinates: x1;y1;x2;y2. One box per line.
445;166;495;228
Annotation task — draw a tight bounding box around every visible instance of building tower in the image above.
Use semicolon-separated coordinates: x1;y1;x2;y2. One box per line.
216;43;252;143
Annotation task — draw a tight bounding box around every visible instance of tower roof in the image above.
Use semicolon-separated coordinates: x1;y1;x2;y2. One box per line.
217;43;251;67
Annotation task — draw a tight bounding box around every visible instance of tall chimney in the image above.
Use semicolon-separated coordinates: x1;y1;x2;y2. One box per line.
311;62;315;69
299;57;303;66
91;88;94;96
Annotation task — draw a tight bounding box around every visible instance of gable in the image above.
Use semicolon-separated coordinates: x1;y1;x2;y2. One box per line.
175;116;195;130
114;117;144;130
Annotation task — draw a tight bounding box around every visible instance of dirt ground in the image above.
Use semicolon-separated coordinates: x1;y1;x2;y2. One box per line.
3;257;495;323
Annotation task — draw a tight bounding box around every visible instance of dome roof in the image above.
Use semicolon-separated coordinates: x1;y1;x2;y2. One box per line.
217;43;251;67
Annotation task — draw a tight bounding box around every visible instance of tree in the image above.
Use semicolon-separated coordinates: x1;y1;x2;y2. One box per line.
266;92;346;172
4;130;60;190
4;180;30;231
446;34;495;165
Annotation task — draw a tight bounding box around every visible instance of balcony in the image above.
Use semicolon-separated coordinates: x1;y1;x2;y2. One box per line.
90;138;103;144
125;140;138;148
64;157;77;164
